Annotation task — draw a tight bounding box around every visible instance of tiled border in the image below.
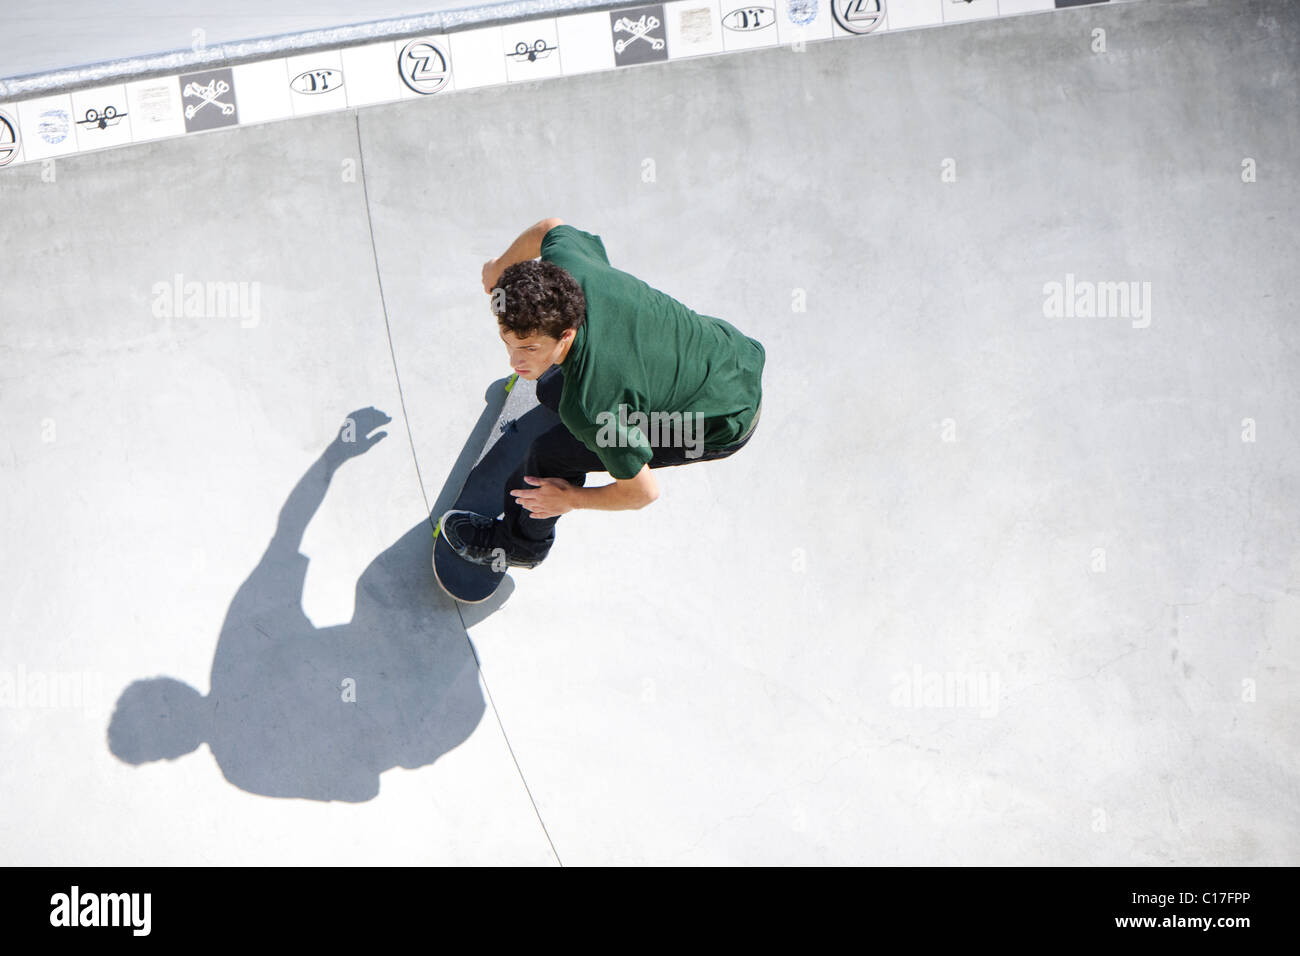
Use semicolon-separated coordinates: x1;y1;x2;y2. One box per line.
0;0;1133;171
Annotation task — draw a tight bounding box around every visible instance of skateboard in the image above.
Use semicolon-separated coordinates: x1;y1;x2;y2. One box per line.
432;371;559;603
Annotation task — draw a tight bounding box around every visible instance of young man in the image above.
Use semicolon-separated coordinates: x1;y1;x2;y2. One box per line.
440;217;765;568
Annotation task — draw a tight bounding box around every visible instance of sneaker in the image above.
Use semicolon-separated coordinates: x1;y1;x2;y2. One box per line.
438;510;547;569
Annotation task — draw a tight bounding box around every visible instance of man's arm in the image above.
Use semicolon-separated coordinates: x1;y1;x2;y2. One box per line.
483;217;565;292
569;465;658;511
511;465;658;518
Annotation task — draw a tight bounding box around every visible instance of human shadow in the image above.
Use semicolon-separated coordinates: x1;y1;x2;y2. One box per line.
107;391;525;802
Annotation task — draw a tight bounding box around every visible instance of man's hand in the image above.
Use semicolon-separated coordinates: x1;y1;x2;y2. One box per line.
510;475;575;519
515;467;659;515
484;218;564;296
482;257;502;295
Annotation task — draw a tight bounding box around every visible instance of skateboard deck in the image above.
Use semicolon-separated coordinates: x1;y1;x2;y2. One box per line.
433;371;559;603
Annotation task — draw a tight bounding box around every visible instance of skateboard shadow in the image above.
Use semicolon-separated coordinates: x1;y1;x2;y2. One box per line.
105;392;518;802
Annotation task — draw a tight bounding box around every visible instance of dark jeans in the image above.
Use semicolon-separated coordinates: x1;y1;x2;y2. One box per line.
500;367;760;561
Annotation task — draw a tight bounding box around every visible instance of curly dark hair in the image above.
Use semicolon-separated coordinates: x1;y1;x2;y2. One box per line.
493;260;586;340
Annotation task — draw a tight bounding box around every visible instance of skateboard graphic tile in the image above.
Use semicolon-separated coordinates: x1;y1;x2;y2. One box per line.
773;0;835;44
125;76;185;143
610;5;671;66
395;35;455;99
718;3;781;54
286;51;348;117
502;18;564;83
179;67;239;132
16;93;78;161
662;2;724;60
70;85;133;153
0;105;22;167
829;0;888;36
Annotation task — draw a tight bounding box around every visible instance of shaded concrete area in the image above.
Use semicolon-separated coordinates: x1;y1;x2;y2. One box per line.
0;113;552;864
0;0;1297;864
108;409;494;802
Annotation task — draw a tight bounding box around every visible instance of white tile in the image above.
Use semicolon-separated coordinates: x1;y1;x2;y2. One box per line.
886;0;945;29
231;59;293;125
395;36;456;99
126;76;185;142
942;0;998;22
285;50;348;117
17;94;78;160
718;1;783;52
502;18;564;83
556;12;617;75
666;1;724;57
0;104;25;168
70;85;134;153
341;42;404;108
830;0;889;37
998;0;1054;13
449;27;508;91
774;0;835;44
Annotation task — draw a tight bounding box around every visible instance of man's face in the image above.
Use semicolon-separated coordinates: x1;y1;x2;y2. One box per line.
499;327;572;380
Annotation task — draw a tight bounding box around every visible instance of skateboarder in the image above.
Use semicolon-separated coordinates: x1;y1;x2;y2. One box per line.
440;217;765;569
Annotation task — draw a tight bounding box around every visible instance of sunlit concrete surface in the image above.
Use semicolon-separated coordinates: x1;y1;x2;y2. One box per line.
1;0;1298;864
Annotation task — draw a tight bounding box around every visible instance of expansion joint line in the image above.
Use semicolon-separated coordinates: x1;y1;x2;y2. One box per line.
352;111;562;866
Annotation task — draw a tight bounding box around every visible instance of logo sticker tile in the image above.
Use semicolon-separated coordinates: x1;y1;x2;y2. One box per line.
398;37;453;94
831;0;886;34
0;108;21;167
611;6;670;66
180;68;239;132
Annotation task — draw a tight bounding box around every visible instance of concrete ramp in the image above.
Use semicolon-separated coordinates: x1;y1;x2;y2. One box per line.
0;0;1297;864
